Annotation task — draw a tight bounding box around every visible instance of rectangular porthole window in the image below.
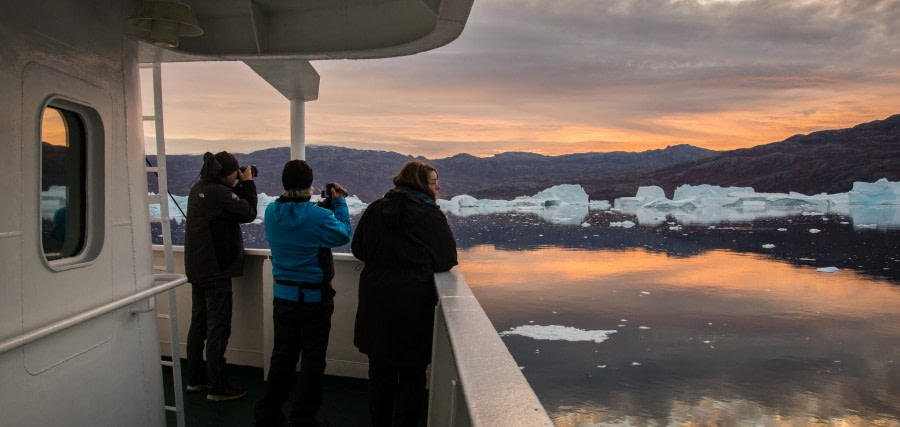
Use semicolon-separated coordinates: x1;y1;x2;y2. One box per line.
40;104;88;261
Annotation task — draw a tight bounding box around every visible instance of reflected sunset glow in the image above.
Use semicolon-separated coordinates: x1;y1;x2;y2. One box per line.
460;246;900;317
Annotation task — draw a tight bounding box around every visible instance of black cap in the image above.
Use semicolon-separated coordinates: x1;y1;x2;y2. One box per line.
282;159;314;190
214;151;239;177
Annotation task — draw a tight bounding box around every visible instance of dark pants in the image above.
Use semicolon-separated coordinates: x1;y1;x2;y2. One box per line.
186;278;233;389
367;358;427;427
255;299;334;427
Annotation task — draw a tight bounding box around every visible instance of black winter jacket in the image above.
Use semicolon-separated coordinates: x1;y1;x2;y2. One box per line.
184;177;258;283
351;188;457;366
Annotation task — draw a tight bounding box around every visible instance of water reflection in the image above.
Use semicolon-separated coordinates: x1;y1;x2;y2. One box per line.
461;247;900;426
446;210;900;285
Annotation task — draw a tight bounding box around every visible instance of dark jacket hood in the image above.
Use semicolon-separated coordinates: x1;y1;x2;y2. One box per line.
380;189;434;230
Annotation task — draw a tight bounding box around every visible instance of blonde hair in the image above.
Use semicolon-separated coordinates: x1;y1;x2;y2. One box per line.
281;188;313;199
393;160;438;201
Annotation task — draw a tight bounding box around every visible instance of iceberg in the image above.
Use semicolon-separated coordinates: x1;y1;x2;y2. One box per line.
149;191;368;224
848;178;900;205
614;186;666;210
612;179;900;228
437;184;606;225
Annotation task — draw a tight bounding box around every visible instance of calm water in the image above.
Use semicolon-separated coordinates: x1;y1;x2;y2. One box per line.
159;204;900;425
449;209;900;427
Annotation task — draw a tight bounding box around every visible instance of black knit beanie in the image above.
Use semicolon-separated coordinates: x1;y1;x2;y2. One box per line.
282;159;314;190
214;151;239;177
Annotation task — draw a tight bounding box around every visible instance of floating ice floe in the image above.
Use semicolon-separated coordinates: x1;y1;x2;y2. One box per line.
816;267;839;274
609;220;636;228
762;244;775;249
612;179;900;228
436;184;604;225
149;191;368;225
149;178;900;228
499;325;617;344
809;229;821;234
848;178;900;205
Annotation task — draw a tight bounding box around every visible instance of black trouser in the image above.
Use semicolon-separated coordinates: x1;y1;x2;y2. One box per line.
367;357;427;427
255;299;334;427
186;278;233;389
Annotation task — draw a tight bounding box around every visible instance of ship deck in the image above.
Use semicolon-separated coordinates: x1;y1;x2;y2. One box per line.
162;359;412;427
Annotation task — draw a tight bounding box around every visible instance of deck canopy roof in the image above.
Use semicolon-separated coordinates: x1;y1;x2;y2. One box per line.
133;0;474;63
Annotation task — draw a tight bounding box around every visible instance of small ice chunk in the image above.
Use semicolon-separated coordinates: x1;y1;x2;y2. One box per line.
581;222;590;227
610;220;636;228
777;228;787;231
500;325;618;343
631;362;642;366
809;229;821;233
596;365;607;368
762;244;775;249
639;326;650;330
816;267;839;274
640;291;650;295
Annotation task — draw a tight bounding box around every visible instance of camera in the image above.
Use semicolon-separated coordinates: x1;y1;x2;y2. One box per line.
240;164;258;177
317;183;348;210
321;183;348;199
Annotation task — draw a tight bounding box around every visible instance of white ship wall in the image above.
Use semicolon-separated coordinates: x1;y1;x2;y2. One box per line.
1;1;164;425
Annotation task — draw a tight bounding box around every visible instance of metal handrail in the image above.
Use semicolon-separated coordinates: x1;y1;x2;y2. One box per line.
429;267;553;426
0;273;187;355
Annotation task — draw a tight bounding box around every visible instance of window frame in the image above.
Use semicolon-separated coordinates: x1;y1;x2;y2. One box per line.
39;97;105;270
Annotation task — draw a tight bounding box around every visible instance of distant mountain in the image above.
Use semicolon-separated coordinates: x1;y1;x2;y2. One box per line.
147;114;899;203
148;144;715;202
599;114;900;200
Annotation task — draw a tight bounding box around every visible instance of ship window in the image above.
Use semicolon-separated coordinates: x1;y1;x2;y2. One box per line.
40;105;87;261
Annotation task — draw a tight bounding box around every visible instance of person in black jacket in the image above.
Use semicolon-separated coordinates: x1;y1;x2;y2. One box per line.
351;160;458;427
184;151;257;402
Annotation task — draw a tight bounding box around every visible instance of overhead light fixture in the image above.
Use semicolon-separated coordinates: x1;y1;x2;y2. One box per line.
128;0;203;48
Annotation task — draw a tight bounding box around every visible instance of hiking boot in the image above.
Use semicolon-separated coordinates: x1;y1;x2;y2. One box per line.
207;385;247;402
185;383;208;393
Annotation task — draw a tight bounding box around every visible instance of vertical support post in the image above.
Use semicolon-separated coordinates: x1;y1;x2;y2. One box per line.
150;62;185;427
290;99;305;160
152;63;175;274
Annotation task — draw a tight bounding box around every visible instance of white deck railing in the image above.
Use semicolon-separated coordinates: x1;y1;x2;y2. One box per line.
429;267;553;426
152;246;552;426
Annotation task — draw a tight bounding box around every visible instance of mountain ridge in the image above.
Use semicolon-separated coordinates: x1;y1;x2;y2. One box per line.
146;114;900;203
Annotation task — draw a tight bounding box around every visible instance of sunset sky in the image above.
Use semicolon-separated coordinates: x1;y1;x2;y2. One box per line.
150;0;900;158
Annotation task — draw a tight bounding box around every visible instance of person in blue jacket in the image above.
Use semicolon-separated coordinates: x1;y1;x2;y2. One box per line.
255;159;352;427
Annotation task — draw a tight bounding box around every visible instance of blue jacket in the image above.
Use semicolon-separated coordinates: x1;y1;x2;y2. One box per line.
265;197;351;302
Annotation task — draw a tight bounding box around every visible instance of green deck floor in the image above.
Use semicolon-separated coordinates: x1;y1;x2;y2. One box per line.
162;359;378;427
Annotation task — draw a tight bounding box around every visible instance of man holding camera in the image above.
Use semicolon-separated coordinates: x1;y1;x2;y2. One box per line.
255;159;351;427
184;151;257;402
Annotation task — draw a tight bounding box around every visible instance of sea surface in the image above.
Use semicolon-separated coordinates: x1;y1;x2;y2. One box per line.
450;209;900;427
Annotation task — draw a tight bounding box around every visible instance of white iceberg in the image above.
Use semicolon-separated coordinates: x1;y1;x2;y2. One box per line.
612;179;900;228
499;325;617;344
848;178;900;205
150;191;368;225
437;184;607;225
